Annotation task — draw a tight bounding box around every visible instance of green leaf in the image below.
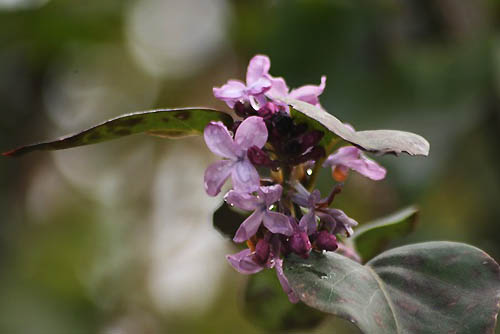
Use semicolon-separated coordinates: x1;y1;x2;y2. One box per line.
244;269;326;332
3;108;233;157
290;107;336;148
212;202;248;240
284;242;500;334
352;206;419;262
285;97;430;156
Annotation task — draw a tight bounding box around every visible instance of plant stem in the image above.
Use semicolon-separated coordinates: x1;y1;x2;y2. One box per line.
306;138;341;191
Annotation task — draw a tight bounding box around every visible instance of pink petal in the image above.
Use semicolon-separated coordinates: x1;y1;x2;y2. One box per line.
324;146;386;181
204;122;238;159
346;156;386;181
226;249;264;274
204;160;234;196
232;159;260;193
258;184;283;206
234;116;268;151
246;77;271;95
316;211;337;230
327;208;358;236
309;189;321;206
299;210;317;235
233;209;265;242
224;190;259;211
213;80;247;108
263;211;294;236
324;146;360;166
266;76;289;99
246;55;271;86
274;258;299;303
288;75;326;106
249;93;269;111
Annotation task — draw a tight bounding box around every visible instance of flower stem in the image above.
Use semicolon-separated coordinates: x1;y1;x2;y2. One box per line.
306;138;341;191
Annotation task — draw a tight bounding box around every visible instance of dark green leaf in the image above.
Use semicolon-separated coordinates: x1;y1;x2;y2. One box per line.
244;269;326;332
212;202;248;240
285;97;430;156
352;206;419;262
284;242;500;334
3;108;233;157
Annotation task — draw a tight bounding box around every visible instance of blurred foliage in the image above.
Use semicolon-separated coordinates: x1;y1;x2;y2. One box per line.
1;0;500;333
244;269;326;332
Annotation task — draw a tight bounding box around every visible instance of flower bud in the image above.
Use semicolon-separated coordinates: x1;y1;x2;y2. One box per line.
257;102;278;119
253;238;270;265
272;112;294;135
299;130;324;150
315;230;338;252
247;146;276;167
290;146;325;165
288;231;312;258
234;102;255;118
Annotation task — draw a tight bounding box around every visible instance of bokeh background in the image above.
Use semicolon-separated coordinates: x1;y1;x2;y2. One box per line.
1;0;500;333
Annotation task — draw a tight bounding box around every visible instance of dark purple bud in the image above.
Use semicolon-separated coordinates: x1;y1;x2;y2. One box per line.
278;234;291;256
288;231;312;258
284;140;303;156
315;230;338;252
307;146;326;161
253;238;270;265
272;112;294;135
247;146;276;167
299;130;324;150
234;101;255;118
291;123;308;136
290;146;326;165
257;102;278;119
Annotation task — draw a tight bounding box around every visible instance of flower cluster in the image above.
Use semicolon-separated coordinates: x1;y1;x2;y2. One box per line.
204;55;386;303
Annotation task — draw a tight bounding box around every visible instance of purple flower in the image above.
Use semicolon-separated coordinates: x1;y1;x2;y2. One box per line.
315;230;338;252
226;248;266;274
274;257;299;303
226;235;299;303
266;75;327;107
323;146;386;182
204;116;268;196
291;183;358;236
225;185;294;242
290;184;321;234
213;55;272;109
288;217;313;257
320;207;358;237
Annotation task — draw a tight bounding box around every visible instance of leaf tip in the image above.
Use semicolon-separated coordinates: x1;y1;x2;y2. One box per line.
2;148;19;157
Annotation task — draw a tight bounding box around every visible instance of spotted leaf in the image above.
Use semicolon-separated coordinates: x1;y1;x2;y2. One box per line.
3;108;233;157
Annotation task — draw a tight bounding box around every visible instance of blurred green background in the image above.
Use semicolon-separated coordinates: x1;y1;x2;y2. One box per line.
1;0;500;333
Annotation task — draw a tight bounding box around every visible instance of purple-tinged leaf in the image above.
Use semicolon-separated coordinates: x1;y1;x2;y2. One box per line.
285;242;500;334
352;206;419;262
284;97;430;156
3;108;233;157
